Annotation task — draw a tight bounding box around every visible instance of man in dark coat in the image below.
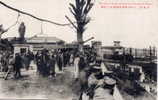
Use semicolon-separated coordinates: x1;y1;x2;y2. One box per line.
56;52;63;71
35;51;42;74
49;55;56;77
14;53;22;78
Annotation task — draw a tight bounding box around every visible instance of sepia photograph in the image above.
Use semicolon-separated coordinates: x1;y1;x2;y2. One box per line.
0;0;157;100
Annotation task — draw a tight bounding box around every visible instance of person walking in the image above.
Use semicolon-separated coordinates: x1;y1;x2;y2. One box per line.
14;53;22;78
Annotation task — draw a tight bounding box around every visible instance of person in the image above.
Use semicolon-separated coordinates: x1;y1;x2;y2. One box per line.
4;55;14;80
49;55;56;77
23;53;30;70
63;51;67;67
86;69;116;100
93;76;116;100
78;63;90;100
86;66;102;100
72;55;90;100
41;49;50;76
27;51;34;70
78;54;86;71
74;53;80;79
20;53;25;68
35;51;41;74
56;52;63;72
14;53;22;78
1;52;8;72
69;52;74;66
8;55;14;70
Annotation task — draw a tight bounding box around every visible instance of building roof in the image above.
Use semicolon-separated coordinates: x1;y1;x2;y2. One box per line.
26;36;64;44
5;34;65;44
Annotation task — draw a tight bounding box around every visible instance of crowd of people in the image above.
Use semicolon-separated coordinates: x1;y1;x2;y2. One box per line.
35;49;77;77
0;50;34;79
0;48;118;100
0;50;12;72
34;48;98;78
0;48;97;78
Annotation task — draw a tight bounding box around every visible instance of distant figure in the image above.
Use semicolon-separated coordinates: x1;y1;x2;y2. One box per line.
1;52;8;72
41;49;50;76
22;53;30;70
27;51;34;70
8;55;14;69
35;51;42;74
63;51;67;67
69;53;74;66
49;55;56;77
14;53;22;78
56;52;63;72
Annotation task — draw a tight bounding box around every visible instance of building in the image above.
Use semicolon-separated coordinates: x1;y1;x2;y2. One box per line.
7;34;65;54
26;35;65;52
101;41;124;59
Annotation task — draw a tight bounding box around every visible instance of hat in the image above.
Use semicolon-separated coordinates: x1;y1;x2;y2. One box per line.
103;76;116;85
104;70;113;74
90;66;101;73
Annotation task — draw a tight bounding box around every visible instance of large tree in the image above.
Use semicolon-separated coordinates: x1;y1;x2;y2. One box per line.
68;0;94;51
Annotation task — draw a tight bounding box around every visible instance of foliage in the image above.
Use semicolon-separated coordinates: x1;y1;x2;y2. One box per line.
69;0;94;42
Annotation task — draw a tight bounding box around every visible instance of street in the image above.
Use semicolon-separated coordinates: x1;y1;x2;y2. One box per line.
0;63;156;100
0;63;75;99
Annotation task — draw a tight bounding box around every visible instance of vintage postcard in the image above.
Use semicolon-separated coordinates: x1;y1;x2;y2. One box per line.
0;0;157;100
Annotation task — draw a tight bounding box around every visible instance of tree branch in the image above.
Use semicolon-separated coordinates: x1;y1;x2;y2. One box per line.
65;16;78;30
0;1;71;26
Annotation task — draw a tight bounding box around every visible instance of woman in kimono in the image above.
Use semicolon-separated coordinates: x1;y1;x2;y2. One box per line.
74;53;80;79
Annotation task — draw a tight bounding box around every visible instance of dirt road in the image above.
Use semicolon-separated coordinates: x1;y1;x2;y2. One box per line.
0;64;75;100
0;63;156;100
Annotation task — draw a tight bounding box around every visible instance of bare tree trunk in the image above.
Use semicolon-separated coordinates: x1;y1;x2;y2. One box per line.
69;0;94;52
77;33;83;43
77;33;83;52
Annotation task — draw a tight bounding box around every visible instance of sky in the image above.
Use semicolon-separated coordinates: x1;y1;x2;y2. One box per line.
0;0;158;48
